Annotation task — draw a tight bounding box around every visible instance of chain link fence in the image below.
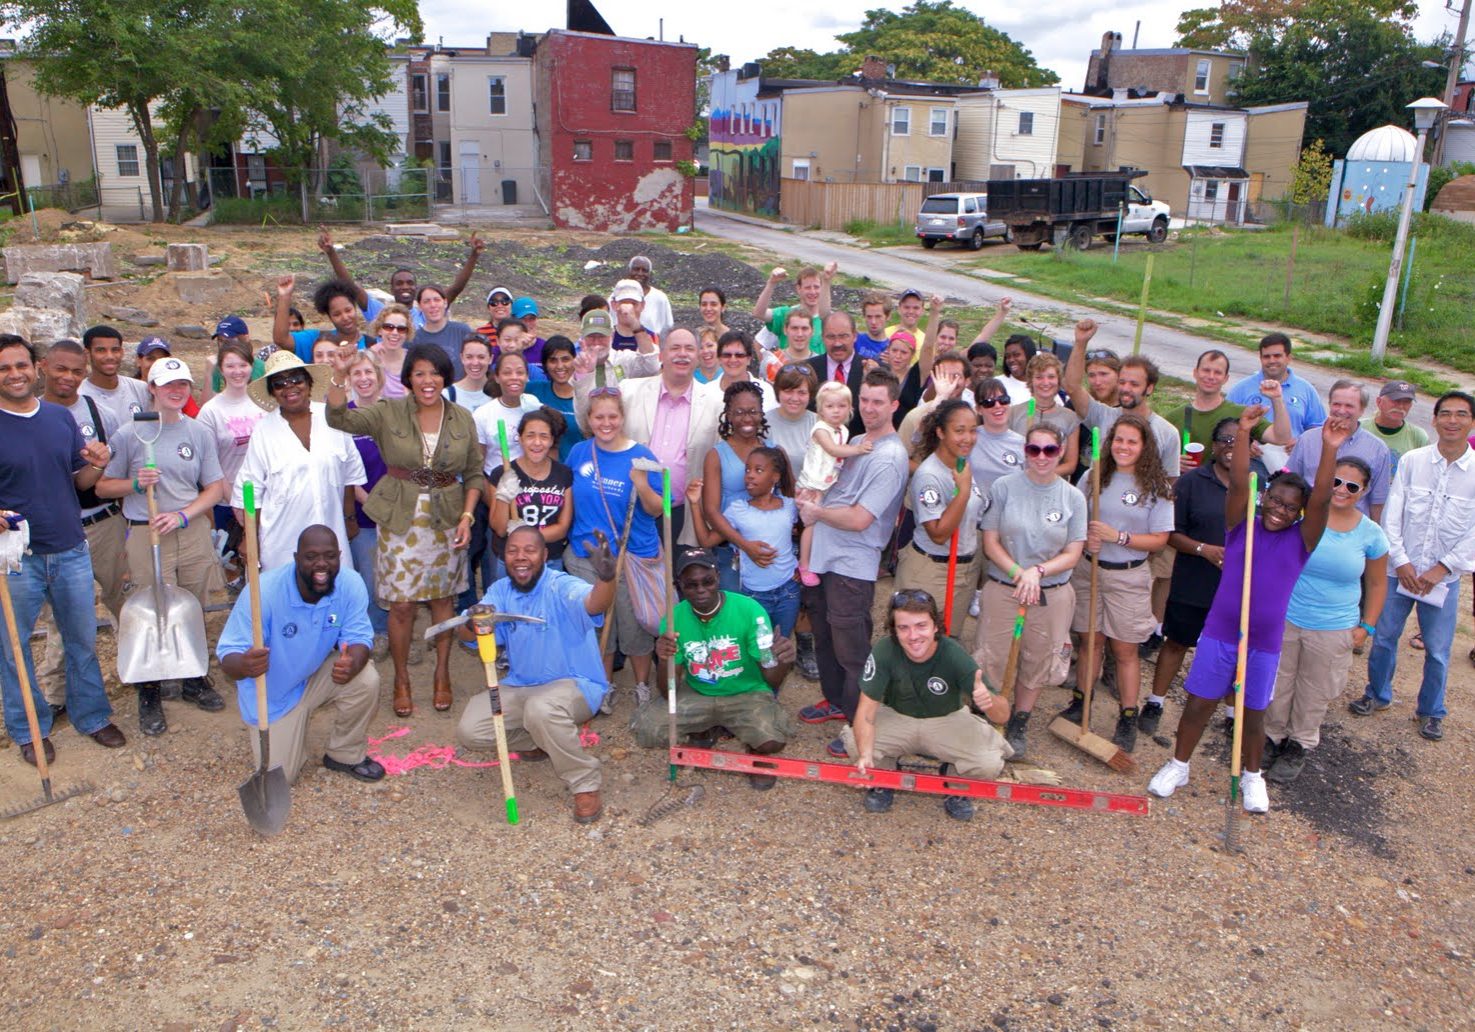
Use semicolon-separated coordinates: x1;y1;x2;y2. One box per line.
202;165;433;225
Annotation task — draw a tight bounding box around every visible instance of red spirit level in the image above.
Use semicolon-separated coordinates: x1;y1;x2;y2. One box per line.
670;747;1150;817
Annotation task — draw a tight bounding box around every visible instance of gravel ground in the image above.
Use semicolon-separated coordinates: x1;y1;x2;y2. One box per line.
2;582;1471;1031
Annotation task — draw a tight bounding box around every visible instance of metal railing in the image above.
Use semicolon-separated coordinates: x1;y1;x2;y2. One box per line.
202;165;433;225
25;177;101;214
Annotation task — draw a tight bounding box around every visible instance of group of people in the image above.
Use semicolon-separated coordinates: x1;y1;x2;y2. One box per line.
1;236;1472;828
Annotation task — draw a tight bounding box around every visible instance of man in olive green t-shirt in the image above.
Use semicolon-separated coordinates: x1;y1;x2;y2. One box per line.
1166;350;1294;467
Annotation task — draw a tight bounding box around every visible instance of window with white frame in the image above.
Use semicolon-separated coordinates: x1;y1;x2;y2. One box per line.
929;107;948;136
611;68;636;112
115;144;139;177
1093;114;1106;145
436;73;450;112
1204;180;1219;201
791;158;810;181
573;140;592;161
1194;59;1211;93
891;106;911;136
927;167;945;183
1228;61;1244;81
489;76;506;115
1018;111;1034;136
411;73;428;112
1209;122;1225;148
903;165;922;182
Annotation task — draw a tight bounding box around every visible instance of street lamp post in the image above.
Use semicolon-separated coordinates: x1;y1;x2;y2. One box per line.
1370;97;1447;364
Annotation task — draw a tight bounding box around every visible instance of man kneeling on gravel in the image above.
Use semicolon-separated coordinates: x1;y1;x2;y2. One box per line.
845;589;1013;822
457;525;617;824
635;549;797;790
217;525;384;784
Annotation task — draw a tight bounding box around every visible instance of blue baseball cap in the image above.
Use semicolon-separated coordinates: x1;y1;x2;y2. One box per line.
135;336;171;357
511;297;539;319
213;315;250;339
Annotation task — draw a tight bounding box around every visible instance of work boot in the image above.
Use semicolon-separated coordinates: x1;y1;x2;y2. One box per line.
795;632;820;682
1137;699;1164;735
1057;689;1084;724
1265;739;1305;783
1112;709;1138;752
863;787;894;813
1262;736;1284;772
137;683;167;736
943;795;975;821
1004;711;1031;760
181;676;225;712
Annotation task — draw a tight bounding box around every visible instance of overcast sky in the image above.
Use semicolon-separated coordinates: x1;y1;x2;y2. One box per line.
419;0;1469;93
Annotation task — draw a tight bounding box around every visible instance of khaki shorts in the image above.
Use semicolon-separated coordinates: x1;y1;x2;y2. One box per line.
1149;545;1175;581
1070;560;1157;643
895;543;980;641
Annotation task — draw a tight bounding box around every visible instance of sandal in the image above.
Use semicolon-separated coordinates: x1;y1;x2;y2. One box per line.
433;679;453;712
393;681;413;718
1410;633;1425;651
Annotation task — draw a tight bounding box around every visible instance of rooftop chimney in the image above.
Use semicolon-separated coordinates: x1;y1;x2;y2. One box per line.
860;55;888;81
978;69;1000;89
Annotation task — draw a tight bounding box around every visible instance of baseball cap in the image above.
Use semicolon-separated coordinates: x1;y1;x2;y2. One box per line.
136;336;171;358
674;549;719;577
511;297;539;319
581;309;613;337
212;315;249;339
1379;381;1415;401
146;356;194;386
611;279;644;304
896;287;924;302
486;286;513;306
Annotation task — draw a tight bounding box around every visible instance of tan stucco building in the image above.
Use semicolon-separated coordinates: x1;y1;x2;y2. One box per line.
780;85;957;184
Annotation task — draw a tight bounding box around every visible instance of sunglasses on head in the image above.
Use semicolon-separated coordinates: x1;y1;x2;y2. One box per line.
589;386;622;399
890;588;934;606
779;362;810;374
977;395;1009;409
1332;476;1364;494
1025;443;1061;457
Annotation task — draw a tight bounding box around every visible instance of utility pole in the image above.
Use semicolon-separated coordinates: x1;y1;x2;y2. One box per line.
1435;0;1472;166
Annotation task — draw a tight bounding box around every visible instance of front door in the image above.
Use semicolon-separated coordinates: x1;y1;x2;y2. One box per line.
1226;181;1243;223
459;143;480;205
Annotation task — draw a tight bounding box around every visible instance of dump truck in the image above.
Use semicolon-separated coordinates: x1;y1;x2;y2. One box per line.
985;171;1171;251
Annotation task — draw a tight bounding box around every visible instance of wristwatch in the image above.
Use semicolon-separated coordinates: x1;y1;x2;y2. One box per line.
1195;542;1204;556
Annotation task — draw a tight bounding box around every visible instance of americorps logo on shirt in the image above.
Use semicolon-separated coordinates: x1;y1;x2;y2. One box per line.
176;443;195;460
919;488;941;508
282;622;298;638
1122;490;1140;505
1003;452;1020;466
863;655;875;680
79;423;96;439
1044;509;1064;523
926;676;947;696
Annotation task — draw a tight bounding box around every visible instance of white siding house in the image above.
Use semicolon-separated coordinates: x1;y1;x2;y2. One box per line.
447;54;536;206
1182;107;1249;223
358;53;412;171
87;105;198;222
953;88;1062;181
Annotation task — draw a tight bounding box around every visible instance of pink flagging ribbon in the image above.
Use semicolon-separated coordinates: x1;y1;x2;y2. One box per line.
367;725;601;778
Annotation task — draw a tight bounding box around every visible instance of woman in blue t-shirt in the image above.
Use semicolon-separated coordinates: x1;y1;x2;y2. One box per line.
1263;457;1388;783
565;387;663;709
528;336;584;462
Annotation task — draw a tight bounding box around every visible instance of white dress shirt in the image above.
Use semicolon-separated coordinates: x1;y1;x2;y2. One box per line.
1382;443;1475;579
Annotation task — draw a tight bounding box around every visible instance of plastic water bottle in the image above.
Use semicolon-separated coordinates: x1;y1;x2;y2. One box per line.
756;616;775;668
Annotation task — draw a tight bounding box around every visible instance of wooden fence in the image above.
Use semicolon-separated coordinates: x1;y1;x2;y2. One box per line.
778;178;996;231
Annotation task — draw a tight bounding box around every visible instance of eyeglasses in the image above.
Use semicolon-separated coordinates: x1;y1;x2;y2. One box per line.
1262;495;1300;514
1024;443;1062;458
977;396;1009;409
720;351;750;361
1332;477;1365;494
589;386;622;399
380;323;409;334
1212;434;1237;445
269;371;309;388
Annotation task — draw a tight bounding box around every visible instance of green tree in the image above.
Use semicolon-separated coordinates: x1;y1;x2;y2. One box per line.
754;46;852;81
1290;138;1333;204
1175;0;1420;49
836;1;1058;87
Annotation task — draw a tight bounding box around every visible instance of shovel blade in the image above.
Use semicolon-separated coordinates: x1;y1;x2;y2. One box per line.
237;765;291;836
116;586;209;682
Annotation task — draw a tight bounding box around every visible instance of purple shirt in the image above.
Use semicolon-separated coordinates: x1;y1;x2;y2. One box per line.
1201;517;1311;654
650;382;693;500
347;400;387;528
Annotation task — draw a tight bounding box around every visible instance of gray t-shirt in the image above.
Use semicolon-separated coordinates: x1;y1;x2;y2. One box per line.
981;471;1087;586
1008;401;1081;439
765;407;817;482
809;433;909;581
1090;470;1175;564
64;395;120;518
1084;400;1182;477
910;453;984;557
79;376;152;429
970;427;1026;498
104;417;224;521
410;321;474;379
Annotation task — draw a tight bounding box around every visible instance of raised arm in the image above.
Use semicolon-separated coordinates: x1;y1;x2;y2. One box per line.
444;232;484;304
1298;416;1348;551
1225;404;1264;532
917;294;943;382
1063;318;1097;418
752;267;785;322
972;296;1012;344
318;227;368;310
1257;377;1295;446
818;261;837;318
272;273;299;350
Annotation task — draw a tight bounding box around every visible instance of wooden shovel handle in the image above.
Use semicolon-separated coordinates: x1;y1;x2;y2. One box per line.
243;505;267;732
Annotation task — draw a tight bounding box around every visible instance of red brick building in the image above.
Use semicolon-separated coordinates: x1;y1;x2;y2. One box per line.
533;29;697;231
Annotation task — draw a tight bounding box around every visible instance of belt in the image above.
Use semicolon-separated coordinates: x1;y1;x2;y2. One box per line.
911;541;974;565
1097;557;1147;571
81;503;120;527
385;465;458;489
988;574;1052;599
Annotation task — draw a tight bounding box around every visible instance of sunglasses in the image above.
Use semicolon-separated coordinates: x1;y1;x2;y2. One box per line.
720;351;750;361
890;588;934;606
1024;443;1062;458
977;396;1009;409
1085;349;1118;360
1332;477;1365;494
1212;434;1237;445
380;323;409;333
779;363;811;374
589;386;622;399
269;371;309;388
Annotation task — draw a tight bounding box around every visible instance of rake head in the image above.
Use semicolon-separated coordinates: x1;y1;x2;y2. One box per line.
0;779;96;819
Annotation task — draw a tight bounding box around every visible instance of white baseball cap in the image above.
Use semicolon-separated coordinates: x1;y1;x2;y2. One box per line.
611;279;644;303
147;357;194;386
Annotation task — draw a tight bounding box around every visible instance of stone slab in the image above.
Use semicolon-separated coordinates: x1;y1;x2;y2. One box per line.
3;242;117;283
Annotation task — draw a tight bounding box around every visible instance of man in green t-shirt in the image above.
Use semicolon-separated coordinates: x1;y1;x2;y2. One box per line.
842;589;1013;821
751;263;835;355
1165;349;1294;469
1361;380;1427;470
635;550;797;789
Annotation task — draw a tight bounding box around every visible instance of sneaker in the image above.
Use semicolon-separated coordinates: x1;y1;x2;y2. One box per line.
795;632;821;682
943;795;974;821
1262;736;1283;772
181;676;225;712
968;590;981;618
1057;690;1084;724
599;685;617;716
1420;717;1444;741
1348;694;1389;717
687;730;717;749
863;787;894;813
1112;710;1138;753
1004;711;1030;759
137;683;167;736
1138;632;1164;659
826;737;848;758
798;699;846;723
633;682;652;707
1240;770;1269;813
1137;700;1164;735
1148;758;1190;798
1265;739;1305;783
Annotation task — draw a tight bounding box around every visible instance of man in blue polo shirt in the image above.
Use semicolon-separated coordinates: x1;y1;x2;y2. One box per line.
1226;332;1326;467
217;524;382;783
0;334;126;763
456;524;617;824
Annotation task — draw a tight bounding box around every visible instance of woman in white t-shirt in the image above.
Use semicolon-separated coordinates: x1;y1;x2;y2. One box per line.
197;339;265;576
447;334;493;412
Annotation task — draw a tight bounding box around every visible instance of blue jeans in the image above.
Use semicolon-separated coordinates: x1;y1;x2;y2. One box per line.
749;578;801;638
1366;575;1462;719
1;544;114;743
349;525;389;634
713;543;741;594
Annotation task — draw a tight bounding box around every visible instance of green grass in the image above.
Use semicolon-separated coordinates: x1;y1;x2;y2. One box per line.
965;217;1474;378
843;219;918;248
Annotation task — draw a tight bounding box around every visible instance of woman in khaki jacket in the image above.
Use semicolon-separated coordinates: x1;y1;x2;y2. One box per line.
326;343;485;716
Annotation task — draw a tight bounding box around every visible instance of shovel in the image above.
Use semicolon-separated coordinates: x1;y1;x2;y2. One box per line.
0;517;94;818
116;415;208;683
235;481;290;836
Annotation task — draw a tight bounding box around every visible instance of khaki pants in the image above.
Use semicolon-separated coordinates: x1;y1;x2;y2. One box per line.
248;653;381;784
895;544;980;641
841;705;1012;779
1265;623;1353;749
457;679;600;794
124;517;215;609
631;689;796;750
974;578;1074;697
41;512;129;703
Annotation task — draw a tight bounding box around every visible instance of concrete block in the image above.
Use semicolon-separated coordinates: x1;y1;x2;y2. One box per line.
3;242;117;283
166;243;210;272
0;307;83;344
13;271;86;337
170;271;231;304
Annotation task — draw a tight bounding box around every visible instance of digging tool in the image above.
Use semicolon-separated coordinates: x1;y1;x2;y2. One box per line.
116;413;208;683
1049;427;1135;773
943;456;965;636
999;604;1026;704
662;469;678;783
236;481;290;836
422;609;546;640
670;748;1150;816
595;458;656;655
470;606;520;825
1225;472;1258;853
0;515;94;819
